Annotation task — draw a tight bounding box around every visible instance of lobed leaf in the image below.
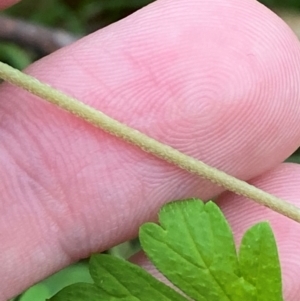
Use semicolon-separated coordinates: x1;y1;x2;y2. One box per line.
50;198;283;301
140;199;281;301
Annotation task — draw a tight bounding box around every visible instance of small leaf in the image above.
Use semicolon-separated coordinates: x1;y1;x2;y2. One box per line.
239;222;283;301
49;254;188;301
48;283;103;301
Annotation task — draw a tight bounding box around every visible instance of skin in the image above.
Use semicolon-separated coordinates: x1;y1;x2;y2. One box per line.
0;0;300;299
0;0;19;9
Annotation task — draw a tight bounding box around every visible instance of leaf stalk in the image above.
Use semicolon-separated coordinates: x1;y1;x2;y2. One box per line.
0;61;299;222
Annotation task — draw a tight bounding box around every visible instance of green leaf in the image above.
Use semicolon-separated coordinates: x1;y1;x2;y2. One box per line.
47;283;101;301
17;283;49;301
140;198;282;301
49;254;188;301
50;198;283;301
239;222;283;301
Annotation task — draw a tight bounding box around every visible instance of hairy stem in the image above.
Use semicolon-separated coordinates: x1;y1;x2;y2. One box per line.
0;61;299;222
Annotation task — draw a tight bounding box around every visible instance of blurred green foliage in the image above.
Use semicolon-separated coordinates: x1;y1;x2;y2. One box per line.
2;0;300;300
17;262;93;301
5;0;154;34
262;0;300;10
0;43;33;69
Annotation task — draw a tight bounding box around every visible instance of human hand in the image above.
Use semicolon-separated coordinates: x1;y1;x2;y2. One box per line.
1;0;300;300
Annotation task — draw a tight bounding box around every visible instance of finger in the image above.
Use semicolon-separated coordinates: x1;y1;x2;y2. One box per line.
1;0;300;298
131;163;300;300
0;0;20;9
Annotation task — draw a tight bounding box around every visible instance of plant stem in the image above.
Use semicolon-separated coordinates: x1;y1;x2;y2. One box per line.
0;61;299;222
